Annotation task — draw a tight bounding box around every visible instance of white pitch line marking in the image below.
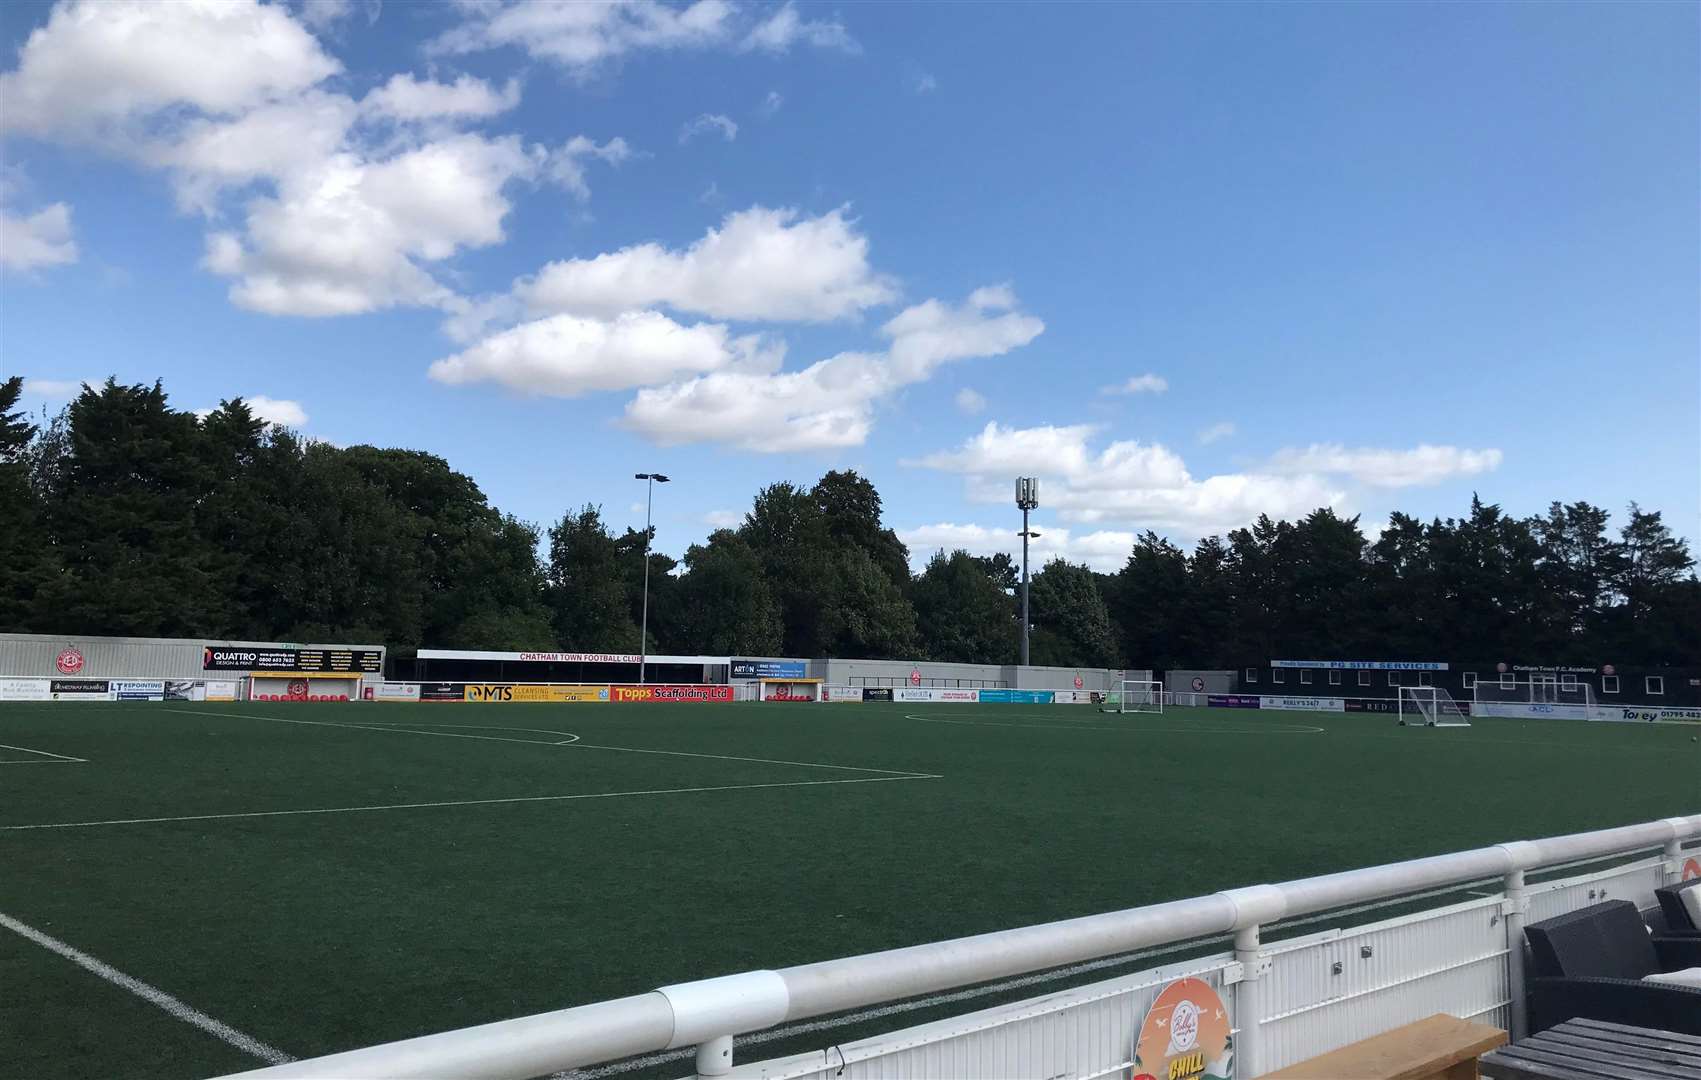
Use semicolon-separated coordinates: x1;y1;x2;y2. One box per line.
0;910;292;1065
0;774;939;832
0;741;87;762
907;714;1326;735
164;708;931;778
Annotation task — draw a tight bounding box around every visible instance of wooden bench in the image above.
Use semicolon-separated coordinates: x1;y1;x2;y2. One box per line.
1479;1018;1701;1079
1262;1013;1509;1080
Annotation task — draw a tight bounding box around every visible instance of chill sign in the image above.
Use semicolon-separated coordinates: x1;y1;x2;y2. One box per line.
1131;977;1232;1080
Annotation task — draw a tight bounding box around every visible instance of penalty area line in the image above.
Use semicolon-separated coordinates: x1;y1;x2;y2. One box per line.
0;774;940;832
0;910;293;1066
0;741;87;763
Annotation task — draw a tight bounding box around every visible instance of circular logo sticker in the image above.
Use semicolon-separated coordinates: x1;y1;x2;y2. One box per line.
1074;675;1084;689
1132;977;1232;1080
56;647;84;675
1192;677;1206;692
1496;661;1508;673
1602;663;1615;676
909;668;922;686
287;679;309;697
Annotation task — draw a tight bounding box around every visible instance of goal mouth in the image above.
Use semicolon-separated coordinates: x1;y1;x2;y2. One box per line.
1396;685;1471;727
1100;680;1164;715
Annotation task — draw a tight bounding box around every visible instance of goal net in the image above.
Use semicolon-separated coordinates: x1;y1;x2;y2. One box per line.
1397;686;1471;727
1100;680;1163;714
1472;677;1601;720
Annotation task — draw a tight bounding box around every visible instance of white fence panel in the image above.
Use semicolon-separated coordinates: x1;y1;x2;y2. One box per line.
1257;899;1509;1072
725;959;1235;1080
1524;855;1668;923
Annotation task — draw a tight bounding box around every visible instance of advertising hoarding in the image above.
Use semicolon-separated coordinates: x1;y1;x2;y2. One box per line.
611;685;734;703
463;684;610;703
1262;696;1346;713
1206;694;1261;709
861;687;894;702
50;680;110;698
731;659;808;679
203;646;382;673
111;680;165;701
978;689;1055;704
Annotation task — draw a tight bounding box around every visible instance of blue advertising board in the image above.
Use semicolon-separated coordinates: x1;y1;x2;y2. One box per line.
978;689;1055;704
730;659;808;679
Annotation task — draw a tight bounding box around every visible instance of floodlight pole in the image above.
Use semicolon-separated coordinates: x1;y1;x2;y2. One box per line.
635;473;671;684
1016;478;1040;668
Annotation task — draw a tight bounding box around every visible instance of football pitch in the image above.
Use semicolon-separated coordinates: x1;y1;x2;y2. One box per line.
3;700;1697;1080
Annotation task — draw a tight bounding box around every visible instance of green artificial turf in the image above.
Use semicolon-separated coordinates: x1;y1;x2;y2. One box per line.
1;700;1696;1079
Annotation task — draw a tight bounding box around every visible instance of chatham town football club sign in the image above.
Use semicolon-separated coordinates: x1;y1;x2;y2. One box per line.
55;646;85;675
1131;977;1232;1080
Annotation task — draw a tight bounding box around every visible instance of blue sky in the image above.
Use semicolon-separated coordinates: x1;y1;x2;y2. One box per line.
3;0;1696;570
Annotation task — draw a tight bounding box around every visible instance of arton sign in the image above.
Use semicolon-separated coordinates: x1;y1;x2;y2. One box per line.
731;659;808;679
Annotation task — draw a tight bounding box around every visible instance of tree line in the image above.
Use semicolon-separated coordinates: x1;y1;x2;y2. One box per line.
2;378;1696;668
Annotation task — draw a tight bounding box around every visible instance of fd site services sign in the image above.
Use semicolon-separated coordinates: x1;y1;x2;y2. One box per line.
1131;977;1232;1080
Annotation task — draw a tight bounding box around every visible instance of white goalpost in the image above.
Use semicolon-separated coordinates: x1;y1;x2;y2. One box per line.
1471;677;1603;720
1397;686;1471;727
1099;679;1163;714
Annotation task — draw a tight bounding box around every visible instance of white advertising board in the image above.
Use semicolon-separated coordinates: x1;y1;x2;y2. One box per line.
204;680;238;702
894;688;981;703
1263;696;1346;713
1;678;51;701
1611;706;1701;723
1474;702;1588;721
112;680;166;701
376;682;422;701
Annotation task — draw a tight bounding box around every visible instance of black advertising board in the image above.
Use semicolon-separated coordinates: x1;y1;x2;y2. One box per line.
861;687;894;701
203;646;383;673
419;683;466;701
50;679;109;694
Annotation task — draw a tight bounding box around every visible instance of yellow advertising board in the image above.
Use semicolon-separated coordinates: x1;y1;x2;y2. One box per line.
461;684;609;703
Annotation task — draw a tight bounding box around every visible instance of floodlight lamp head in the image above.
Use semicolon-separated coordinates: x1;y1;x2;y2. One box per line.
654;474;671;483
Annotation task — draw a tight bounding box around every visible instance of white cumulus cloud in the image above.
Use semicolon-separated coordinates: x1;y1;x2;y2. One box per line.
1266;443;1504;487
679;112;737;143
429;0;853;78
622;289;1043;452
1198;420;1235;445
428;310;779;397
896;523;1135;573
0;0;339;146
1104;373;1168;395
519;205;898;322
2;0;629;318
954;387;987;414
362;73;521;121
1;202;78;271
911;421;1345;536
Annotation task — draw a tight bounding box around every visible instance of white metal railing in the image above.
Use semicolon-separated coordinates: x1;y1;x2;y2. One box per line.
218;815;1700;1080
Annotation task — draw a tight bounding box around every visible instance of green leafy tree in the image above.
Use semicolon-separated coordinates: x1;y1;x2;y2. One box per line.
0;377;57;629
34;380;226;636
912;549;1017;663
1109;532;1189;668
1027;558;1119;667
673;530;783;655
546;505;641;650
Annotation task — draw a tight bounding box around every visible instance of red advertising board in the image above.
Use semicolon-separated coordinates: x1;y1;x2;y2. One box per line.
611;684;734;703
